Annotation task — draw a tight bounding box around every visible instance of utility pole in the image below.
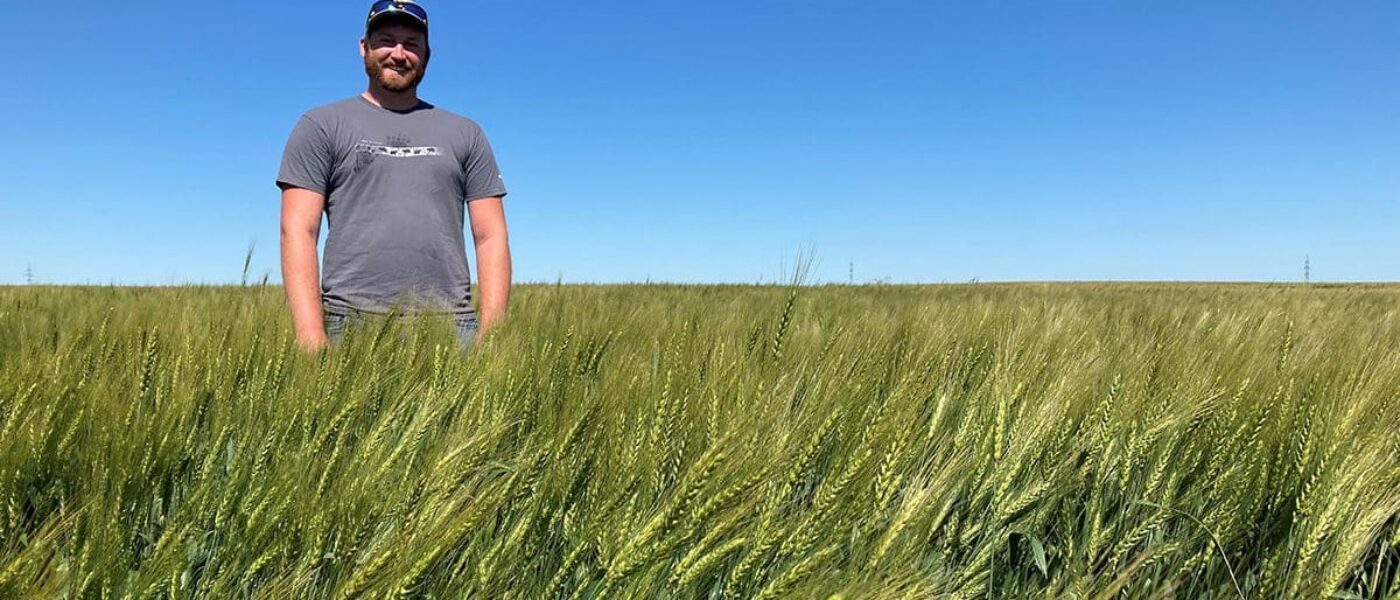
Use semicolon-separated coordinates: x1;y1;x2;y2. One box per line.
25;265;33;285
849;260;854;286
1304;256;1310;284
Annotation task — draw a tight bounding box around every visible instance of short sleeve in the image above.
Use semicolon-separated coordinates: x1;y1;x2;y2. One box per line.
463;127;508;202
276;115;333;194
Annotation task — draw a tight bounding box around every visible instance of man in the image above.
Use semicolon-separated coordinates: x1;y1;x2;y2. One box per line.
277;0;511;351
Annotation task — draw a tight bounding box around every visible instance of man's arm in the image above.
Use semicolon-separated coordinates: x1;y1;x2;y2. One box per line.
468;197;511;335
280;186;327;351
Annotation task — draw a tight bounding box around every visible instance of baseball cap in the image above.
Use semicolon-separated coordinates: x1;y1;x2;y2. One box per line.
366;0;428;34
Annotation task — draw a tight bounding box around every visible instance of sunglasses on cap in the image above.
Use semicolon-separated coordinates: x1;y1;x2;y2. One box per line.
367;0;429;30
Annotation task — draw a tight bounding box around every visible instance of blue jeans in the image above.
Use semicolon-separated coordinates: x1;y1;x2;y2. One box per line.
324;311;478;348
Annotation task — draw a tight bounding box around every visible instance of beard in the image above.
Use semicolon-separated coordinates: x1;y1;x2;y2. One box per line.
364;54;427;93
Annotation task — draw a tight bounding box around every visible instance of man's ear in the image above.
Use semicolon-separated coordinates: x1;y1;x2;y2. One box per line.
359;37;368;58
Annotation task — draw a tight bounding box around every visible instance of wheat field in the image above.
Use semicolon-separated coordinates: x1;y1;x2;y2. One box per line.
0;283;1397;598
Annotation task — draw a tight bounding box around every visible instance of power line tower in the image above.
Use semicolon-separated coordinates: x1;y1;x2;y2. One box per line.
849;260;854;286
25;265;33;285
1304;256;1310;284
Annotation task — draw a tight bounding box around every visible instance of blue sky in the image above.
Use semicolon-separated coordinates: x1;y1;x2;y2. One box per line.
2;1;1396;284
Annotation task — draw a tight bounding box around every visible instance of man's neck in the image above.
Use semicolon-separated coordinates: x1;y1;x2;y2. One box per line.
362;87;420;111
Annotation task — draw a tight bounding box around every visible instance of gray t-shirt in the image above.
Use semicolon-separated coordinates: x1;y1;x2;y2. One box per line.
276;95;507;318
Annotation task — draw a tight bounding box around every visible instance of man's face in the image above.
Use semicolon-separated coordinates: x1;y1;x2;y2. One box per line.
361;23;429;92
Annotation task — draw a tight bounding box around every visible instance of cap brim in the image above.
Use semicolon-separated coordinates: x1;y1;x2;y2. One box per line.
367;11;427;33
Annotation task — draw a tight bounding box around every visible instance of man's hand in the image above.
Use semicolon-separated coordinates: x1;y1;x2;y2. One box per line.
297;332;329;353
281;185;328;352
469;197;511;336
